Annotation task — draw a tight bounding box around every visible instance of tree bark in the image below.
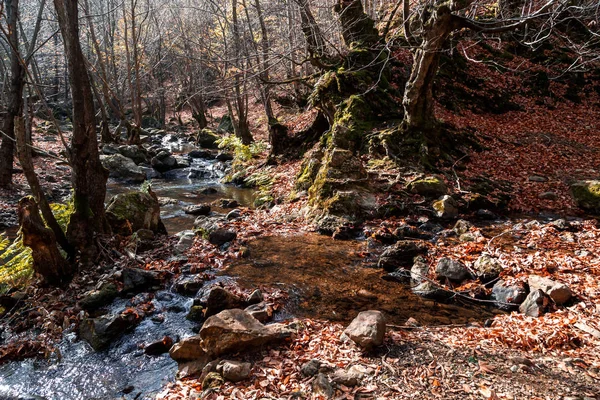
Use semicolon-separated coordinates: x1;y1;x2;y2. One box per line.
0;0;25;188
54;0;109;254
18;196;72;285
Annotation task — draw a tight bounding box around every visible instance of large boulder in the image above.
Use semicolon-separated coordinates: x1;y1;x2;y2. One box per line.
199;309;293;357
435;257;473;283
343;310;386;350
100;154;146;183
491;280;528;310
377;240;428;271
106;189;165;235
407;176;447;197
570;180;600;213
79;312;141;350
528;275;572;305
117;145;147;165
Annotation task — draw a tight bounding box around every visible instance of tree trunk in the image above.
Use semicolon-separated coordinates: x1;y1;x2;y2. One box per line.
18;196;72;284
0;0;25;188
54;0;109;255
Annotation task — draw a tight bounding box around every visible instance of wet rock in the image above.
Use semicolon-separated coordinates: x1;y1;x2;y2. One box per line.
208;228;237;246
122;268;162;294
196;129;220;149
226;209;242;220
435;257;473;283
491;280;528;310
79;282;119;310
453;219;473;235
519;289;552;317
184;204;211;216
106;190;165;235
217;360;252;382
174;274;204;296
301;359;322;377
407;176;447;197
117;145;147;165
244;302;272;323
100;154;146;183
169;336;209;362
205;287;245;317
186;306;205;322
528;275;572;305
199;309;293;357
218;198;239;208
188;168;212;180
381;269;410;284
312;373;333;398
476;209;497;220
202;372;224;389
216;152;234;162
412;281;453;301
343;310;386;351
173;155;191;168
198;187;218;195
144;336;174;356
410;258;430;285
433;195;458;219
377;240;428;271
79;312;142;350
151;151;178;173
394;224;431;240
473;254;503;282
247;289;264;305
102;143;119;155
188;149;214;159
193;215;226;234
174;231;196;254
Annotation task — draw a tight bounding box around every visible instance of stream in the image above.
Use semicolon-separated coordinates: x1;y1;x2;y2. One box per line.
0;137;493;400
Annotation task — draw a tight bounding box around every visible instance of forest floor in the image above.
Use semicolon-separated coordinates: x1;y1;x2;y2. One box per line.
1;46;600;399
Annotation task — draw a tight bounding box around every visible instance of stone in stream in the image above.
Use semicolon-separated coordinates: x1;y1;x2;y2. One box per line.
208;228;237;246
343;310;386;351
411;281;453;302
174;231;196;254
117;144;147;165
528;275;572;305
491;280;528;310
169;336;209;362
217;360;252;382
183;204;211;216
151;151;178;173
144;336;174;356
186;305;205;322
216;152;234;162
200;309;293;357
204;287;246;317
79;282;119;311
435;257;473;283
100;154;146;183
244;302;272;323
122;268;163;294
79;312;142;350
173;274;205;296
519;289;553;317
188;149;214;159
377;240;428;271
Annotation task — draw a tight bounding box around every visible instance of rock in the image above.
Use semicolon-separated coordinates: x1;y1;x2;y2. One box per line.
519;289;552;317
196;129;220;149
102;143;119;155
410;258;430;285
217;114;234;133
539;191;558;201
100;154;146;183
217;360;252;382
188;149;214;159
218;198;239;208
122;268;162;294
548;219;570;231
571;180;600;213
301;359;322;377
205;287;246;317
226;209;242;220
194;215;226;234
476;209;497;220
208;228;237;246
79;312;141;350
117;145;147;164
412;281;453;301
188;168;212;180
177;360;209;379
331;365;366;387
199;309;293;357
312;373;333;398
491;280;528;310
343;310;386;350
169;336;209;362
173;155;191;168
174;274;204;296
453;219;473;235
377;240;428;271
247;289;263;304
151;152;178;173
202;372;224;389
144;336;174;356
175;231;196;254
528;175;548;182
184;204;211;216
106;189;165;235
79;282;119;310
198;187;218;195
186;306;205;321
473;254;503;282
245;302;272;323
435;257;473;283
394;224;431;240
433;195;458;219
216;152;234;162
528;275;572;305
407;176;447;197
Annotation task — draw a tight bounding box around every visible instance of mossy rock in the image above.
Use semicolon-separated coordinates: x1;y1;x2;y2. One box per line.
196;129;220;149
106;189;165;235
407;176;447;197
217;114;234;133
571;180;600;213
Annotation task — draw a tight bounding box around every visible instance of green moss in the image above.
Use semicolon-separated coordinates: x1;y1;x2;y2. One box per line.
571;181;600;212
406;176;448;197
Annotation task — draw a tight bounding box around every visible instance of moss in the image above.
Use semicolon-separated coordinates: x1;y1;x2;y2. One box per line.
571;181;600;212
406;176;448;197
196;129;220;149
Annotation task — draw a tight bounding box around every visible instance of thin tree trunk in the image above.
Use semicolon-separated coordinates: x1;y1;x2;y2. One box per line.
0;0;25;188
